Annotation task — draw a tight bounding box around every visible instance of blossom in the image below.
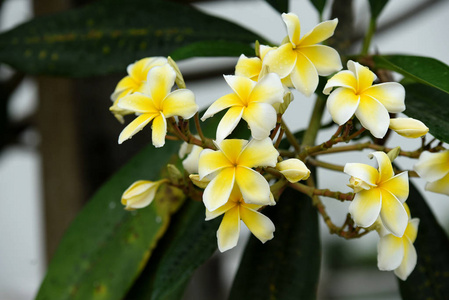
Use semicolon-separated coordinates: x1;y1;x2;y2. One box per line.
276;158;310;182
117;63;198;147
324;60;405;138
201;74;284;141
179;141;203;174
121;179;168;210
110;57;168;122
235;54;263;81
206;186;275;252
414;150;449;195
198;138;278;211
263;13;342;96
345;151;409;237
377;204;419;280
389;118;429;138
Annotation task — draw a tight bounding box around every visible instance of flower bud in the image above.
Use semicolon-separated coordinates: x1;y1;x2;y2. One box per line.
189;174;209;189
276;158;310;182
389;118;429;138
121;179;167;210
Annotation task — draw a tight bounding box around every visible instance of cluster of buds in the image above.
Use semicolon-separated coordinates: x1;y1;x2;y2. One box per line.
108;12;445;281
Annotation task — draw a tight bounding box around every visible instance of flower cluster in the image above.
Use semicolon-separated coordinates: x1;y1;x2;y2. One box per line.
107;11;445;283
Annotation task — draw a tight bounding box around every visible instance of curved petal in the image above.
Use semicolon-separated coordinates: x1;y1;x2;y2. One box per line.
371;151;394;183
326;87;360;125
235;54;262;80
182;145;203;174
249;73;284;105
203;167;235;211
414;151;449;182
282;13;301;46
146;64;176;106
201;93;242;121
162;89;198;119
426;173;449;196
216;106;244;141
224;75;256;102
151;114;167;148
394;238;417;280
217;139;248;164
217;206;240;252
363;83;405;113
198;149;233;179
205;200;236;221
299;45;342;76
348;188;381;228
300;18;338;46
243;102;277;140
380;190;408;237
117;93;158;114
377;234;404;271
389;118;429;138
111;76;135;101
240;207;275;243
344;163;379;186
381;172;409;202
128;57;167;82
347;60;376;92
238;138;278;168
355;95;390;138
236;166;272;205
262;43;297;79
405;218;419;243
259;44;276;60
290;52;319;97
323;70;357;94
118;114;155;144
277;158;310;182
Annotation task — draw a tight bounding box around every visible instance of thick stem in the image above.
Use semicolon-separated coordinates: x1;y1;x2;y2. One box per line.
361;18;376;56
302;94;327;147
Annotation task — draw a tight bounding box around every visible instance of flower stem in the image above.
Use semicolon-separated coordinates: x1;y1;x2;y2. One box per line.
281;118;301;153
307;157;345;172
302;94;327;147
361;18;376;55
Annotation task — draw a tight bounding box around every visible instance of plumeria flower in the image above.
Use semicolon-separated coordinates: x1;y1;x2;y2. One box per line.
276;158;311;182
201;74;284;141
121;179;168;210
110;57;168;123
389;118;429;138
198;138;278;211
377;204;419;280
179;141;203;174
263;13;342;96
235;54;263;81
324;60;405;138
206;186;275;252
345;151;409;237
414;150;449;196
117;63;198;147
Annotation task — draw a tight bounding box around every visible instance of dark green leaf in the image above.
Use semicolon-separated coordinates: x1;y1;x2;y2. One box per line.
403;83;449;144
0;0;267;77
229;188;321;300
368;0;389;20
398;181;449;299
36;140;184;300
126;200;220;300
263;0;289;14
309;0;327;16
374;55;449;95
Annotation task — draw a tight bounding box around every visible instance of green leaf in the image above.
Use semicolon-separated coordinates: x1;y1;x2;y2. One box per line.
36;140;184;300
263;0;289;14
309;0;327;16
368;0;389;20
125;200;220;300
374;55;449;95
398;181;449;299
403;83;449;144
0;0;267;77
229;187;321;300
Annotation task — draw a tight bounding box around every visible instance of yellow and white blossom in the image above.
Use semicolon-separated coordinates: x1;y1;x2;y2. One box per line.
117;63;198;147
201;74;284;141
377;204;419;280
235;54;263;81
179;141;203;174
198;138;278;211
110;57;168;122
324;60;405;138
121;179;168;210
414;150;449;195
263;13;342;96
206;186;275;252
276;158;310;182
345;151;409;237
389;118;429;138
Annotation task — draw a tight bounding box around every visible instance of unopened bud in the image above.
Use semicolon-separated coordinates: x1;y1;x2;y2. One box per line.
389;118;429;138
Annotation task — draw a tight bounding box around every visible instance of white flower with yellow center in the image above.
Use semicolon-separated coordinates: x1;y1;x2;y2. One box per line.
345;151;409;237
206;186;275;252
414;150;449;196
121;179;168;210
201;74;284;141
263;13;342;96
198;138;278;211
110;57;168;122
117;63;198;147
324;60;405;138
377;204;419;281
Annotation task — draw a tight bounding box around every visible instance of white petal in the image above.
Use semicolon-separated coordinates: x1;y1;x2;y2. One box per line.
290;52;318;97
217;207;241;252
426;173;449;196
394;238;417;281
282;12;301;46
363;83;405;113
299;45;342;76
236;166;272;205
240;206;275;243
277;159;311;182
344;163;379;186
326;87;360;125
355;95;390;138
349;188;382;228
377;234;404;271
243;102;277;140
202;167;235;211
414;151;449;182
249;73;284;105
216;106;244;142
380;190;408;237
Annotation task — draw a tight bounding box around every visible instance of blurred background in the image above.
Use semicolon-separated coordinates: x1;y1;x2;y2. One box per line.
0;0;448;299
